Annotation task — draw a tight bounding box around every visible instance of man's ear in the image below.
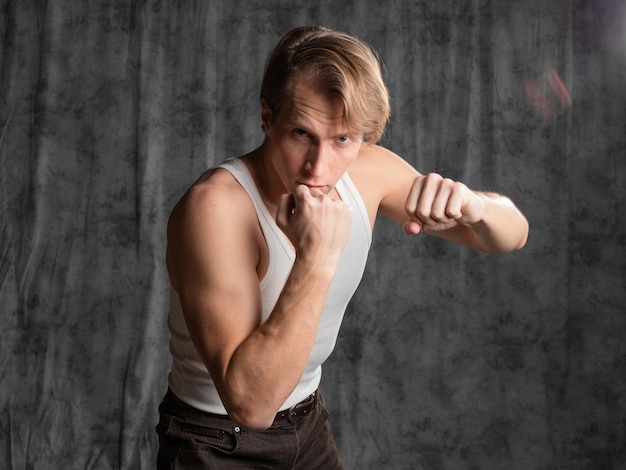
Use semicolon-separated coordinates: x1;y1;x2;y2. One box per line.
261;99;273;136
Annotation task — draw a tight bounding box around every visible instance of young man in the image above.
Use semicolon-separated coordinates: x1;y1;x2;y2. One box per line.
157;26;528;469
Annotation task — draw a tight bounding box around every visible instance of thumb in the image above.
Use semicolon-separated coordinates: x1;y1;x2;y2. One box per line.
402;219;423;235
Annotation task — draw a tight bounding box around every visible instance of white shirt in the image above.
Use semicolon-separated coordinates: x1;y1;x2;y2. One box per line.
167;157;372;414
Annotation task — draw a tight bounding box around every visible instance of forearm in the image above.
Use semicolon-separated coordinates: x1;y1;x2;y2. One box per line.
219;258;334;429
466;192;529;254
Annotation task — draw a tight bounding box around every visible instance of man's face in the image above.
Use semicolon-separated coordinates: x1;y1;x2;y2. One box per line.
262;80;364;196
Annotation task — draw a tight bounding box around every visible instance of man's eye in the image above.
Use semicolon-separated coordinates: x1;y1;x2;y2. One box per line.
294;129;307;137
337;136;350;143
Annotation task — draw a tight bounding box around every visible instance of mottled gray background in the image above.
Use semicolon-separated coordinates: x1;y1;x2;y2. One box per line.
1;1;625;469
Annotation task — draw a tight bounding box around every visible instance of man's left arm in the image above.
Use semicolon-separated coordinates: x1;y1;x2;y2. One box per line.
360;145;529;255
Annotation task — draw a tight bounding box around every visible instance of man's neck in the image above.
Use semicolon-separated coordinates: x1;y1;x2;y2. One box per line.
242;143;286;213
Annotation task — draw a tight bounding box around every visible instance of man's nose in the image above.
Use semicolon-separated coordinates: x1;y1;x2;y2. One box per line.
305;143;330;176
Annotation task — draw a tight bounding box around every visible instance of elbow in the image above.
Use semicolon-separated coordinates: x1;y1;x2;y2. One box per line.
514;231;529;252
222;387;280;430
217;376;285;430
490;220;529;255
227;405;276;430
511;209;530;251
512;217;530;252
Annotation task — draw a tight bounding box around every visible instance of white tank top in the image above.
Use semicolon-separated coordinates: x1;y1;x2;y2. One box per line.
167;157;372;414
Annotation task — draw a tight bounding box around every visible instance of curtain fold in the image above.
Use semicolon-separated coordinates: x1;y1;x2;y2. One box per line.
1;1;624;468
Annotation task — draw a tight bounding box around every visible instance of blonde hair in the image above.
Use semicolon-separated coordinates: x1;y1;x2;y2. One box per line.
260;26;390;144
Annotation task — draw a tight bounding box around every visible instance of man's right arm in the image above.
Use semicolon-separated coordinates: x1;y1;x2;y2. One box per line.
166;172;351;430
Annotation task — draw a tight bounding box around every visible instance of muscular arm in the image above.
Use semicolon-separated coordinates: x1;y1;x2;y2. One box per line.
167;171;351;430
352;145;528;254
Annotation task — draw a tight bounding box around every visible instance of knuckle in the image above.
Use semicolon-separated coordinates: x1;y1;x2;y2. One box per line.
445;210;459;220
426;173;443;184
416;205;430;219
432;207;446;220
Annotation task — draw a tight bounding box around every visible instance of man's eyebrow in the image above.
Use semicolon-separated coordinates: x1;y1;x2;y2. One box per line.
286;117;317;136
286;113;310;128
286;112;355;139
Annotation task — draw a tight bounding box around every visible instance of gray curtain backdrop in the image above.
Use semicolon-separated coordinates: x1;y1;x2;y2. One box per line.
2;1;625;468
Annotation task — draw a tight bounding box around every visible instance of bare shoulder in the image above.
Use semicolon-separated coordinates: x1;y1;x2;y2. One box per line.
168;167;259;239
351;144;419;174
171;167;252;218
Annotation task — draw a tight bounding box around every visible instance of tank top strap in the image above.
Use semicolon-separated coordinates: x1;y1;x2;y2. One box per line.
218;158;295;261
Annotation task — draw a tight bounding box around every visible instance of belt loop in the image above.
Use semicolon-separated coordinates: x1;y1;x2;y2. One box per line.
287;400;300;424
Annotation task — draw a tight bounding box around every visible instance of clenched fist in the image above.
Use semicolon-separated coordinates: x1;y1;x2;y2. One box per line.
403;173;485;235
276;185;352;266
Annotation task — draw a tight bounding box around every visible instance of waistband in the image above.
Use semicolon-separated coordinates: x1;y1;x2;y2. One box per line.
163;388;318;424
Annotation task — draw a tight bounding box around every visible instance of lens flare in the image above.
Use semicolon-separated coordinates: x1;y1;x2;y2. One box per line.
524;68;572;123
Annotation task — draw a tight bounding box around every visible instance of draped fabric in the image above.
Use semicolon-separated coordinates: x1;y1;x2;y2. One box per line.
1;1;624;468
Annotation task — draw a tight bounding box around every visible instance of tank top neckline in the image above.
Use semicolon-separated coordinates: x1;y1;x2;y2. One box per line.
220;157;352;262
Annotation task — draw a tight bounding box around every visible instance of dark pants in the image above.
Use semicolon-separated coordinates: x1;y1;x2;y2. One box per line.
156;389;344;469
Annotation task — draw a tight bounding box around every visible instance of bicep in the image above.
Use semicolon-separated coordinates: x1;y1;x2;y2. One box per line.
167;186;263;382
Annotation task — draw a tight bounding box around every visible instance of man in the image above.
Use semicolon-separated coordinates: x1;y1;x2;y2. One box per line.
156;25;528;469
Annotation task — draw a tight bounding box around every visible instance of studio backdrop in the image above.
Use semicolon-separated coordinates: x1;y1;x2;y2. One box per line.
1;1;625;469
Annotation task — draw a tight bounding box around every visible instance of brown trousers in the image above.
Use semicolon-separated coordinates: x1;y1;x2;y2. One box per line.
156;388;344;469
